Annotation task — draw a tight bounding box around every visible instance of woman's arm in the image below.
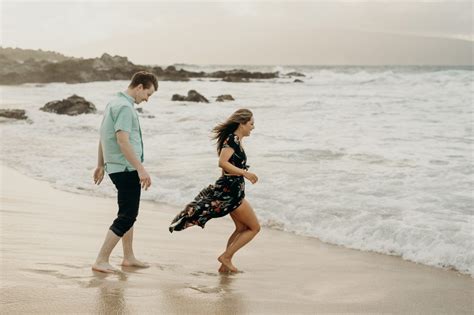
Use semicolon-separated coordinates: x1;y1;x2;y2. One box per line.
218;148;258;184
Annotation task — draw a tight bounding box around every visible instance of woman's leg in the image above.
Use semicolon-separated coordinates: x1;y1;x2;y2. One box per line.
218;214;247;272
218;199;260;272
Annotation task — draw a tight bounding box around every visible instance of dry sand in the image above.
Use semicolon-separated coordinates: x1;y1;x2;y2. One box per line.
1;164;473;314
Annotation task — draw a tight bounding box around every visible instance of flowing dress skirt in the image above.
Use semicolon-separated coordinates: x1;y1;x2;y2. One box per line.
169;175;245;232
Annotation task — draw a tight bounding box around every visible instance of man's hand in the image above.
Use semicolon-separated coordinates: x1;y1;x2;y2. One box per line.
137;168;152;190
93;166;104;185
116;131;151;190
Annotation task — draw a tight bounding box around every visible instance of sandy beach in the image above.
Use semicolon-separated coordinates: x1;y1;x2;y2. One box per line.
0;164;472;314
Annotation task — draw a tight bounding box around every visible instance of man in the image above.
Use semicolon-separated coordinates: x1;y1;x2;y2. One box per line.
92;71;158;273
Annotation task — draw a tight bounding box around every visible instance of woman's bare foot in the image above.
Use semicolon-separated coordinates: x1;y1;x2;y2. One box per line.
218;254;238;272
121;258;150;268
92;262;118;273
218;264;229;273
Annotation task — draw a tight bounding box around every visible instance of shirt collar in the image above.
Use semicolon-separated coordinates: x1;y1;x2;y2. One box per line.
118;91;135;105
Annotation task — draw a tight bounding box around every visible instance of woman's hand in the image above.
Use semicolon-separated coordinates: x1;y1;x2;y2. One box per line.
244;171;258;184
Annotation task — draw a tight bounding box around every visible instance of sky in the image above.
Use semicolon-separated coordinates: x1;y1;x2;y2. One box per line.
1;0;473;65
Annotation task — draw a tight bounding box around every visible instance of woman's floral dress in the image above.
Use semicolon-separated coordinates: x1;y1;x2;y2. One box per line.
169;134;248;232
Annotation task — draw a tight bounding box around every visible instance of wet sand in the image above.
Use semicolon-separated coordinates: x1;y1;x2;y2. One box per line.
1;164;473;314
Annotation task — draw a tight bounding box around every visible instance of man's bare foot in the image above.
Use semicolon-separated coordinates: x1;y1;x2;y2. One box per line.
121;258;150;268
92;262;118;273
218;254;238;272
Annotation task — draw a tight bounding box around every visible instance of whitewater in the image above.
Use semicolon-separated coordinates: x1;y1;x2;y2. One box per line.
1;65;472;275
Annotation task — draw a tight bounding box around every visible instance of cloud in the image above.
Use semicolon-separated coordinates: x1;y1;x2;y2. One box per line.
2;1;472;64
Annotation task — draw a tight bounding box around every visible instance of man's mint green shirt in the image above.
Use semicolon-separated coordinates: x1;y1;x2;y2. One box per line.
100;92;144;174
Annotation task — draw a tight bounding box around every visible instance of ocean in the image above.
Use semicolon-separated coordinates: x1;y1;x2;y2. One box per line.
1;65;472;276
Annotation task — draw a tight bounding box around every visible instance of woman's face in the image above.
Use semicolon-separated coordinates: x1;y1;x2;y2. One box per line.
241;117;255;137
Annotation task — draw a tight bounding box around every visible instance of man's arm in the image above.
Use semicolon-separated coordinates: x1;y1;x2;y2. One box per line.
93;140;105;185
116;131;151;190
97;140;104;167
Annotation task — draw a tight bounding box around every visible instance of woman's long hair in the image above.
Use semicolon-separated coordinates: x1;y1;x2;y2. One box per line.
212;109;253;154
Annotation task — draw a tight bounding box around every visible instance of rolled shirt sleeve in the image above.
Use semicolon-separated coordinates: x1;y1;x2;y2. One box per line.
113;105;133;133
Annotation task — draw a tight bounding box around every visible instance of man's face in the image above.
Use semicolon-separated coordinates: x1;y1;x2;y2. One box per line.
136;84;156;104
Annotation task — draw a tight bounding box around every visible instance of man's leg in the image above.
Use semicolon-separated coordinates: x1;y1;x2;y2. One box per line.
92;171;141;272
121;226;149;267
92;230;121;273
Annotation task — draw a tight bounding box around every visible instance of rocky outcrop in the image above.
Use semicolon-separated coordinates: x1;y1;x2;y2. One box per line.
40;95;97;115
0;109;28;120
223;76;250;83
294;79;304;83
0;47;71;63
286;72;305;77
0;53;145;85
153;66;195;81
171;90;209;103
0;48;281;85
41;53;142;83
211;69;278;80
216;94;235;102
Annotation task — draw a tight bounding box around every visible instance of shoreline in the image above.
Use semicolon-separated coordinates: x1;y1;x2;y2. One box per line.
2;161;473;278
2;162;472;278
1;164;473;313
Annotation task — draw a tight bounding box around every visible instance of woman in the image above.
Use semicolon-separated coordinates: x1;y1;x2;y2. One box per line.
169;108;260;273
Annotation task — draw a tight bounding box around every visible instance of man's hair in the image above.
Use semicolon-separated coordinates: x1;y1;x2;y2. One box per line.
129;71;158;90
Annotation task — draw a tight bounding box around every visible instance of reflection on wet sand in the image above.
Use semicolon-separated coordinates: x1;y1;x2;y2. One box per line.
217;273;247;314
92;271;129;314
160;271;247;314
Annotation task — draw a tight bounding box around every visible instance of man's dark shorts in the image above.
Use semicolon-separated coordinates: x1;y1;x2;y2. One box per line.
108;170;141;237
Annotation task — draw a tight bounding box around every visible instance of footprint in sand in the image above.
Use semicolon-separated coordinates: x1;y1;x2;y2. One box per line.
36;262;87;269
22;268;82;280
190;271;219;277
23;263;127;288
188;285;224;294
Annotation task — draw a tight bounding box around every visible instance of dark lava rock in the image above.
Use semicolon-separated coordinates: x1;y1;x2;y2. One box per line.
186;90;209;103
171;94;187;101
171;90;209;103
40;94;97;115
216;94;235;102
0;109;28;120
135;107;155;118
